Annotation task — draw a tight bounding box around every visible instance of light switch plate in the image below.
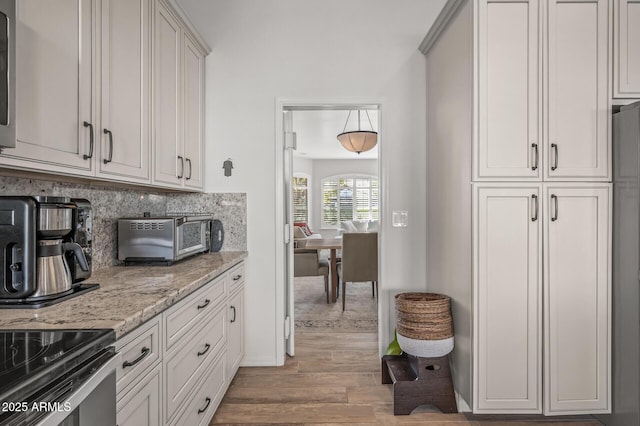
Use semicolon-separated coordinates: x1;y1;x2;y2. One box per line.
392;210;408;227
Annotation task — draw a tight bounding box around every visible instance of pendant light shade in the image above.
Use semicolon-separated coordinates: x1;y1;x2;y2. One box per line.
337;110;377;154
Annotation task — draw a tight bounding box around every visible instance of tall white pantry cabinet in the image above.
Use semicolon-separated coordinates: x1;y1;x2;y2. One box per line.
421;0;612;415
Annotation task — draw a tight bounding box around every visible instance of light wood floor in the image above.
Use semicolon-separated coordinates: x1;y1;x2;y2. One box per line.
210;330;602;425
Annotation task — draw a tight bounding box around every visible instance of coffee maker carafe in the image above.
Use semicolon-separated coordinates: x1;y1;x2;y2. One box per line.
0;196;92;303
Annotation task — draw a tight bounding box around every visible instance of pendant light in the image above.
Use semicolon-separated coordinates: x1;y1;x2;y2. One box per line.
337;110;377;154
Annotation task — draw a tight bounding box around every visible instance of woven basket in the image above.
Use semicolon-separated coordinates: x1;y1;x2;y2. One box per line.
395;293;453;340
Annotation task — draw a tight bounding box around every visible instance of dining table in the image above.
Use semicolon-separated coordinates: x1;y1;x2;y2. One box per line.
303;237;342;303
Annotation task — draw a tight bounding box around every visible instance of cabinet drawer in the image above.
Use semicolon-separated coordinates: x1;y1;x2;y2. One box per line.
170;352;226;426
228;262;245;293
164;275;225;350
116;365;161;426
116;317;161;396
164;306;226;421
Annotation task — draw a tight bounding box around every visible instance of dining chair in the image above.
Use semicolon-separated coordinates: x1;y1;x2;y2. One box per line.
294;248;330;303
337;232;378;311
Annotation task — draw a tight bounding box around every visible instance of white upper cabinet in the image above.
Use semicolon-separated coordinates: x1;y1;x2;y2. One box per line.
153;1;205;191
474;185;542;413
153;2;182;188
545;0;609;180
613;0;640;98
0;0;208;191
5;0;95;174
98;0;151;182
476;0;609;181
543;184;610;414
477;0;541;180
182;34;204;190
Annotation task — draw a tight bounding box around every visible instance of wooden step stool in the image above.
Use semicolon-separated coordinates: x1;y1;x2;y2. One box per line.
381;353;458;415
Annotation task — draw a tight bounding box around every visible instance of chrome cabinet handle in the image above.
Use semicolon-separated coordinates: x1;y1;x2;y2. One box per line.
83;121;94;160
122;346;150;369
197;343;211;357
186;158;192;180
551;143;558;171
531;143;538;171
197;299;210;310
230;305;237;323
103;129;113;164
177;155;184;179
551;194;558;221
531;194;538;222
198;397;211;414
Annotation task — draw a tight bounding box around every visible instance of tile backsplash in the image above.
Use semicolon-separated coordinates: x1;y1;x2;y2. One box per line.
0;175;247;271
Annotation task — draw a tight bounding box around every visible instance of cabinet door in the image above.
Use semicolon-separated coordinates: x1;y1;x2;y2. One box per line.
545;0;609;180
4;0;94;173
544;184;610;414
476;0;541;180
99;0;150;182
116;366;161;426
182;34;204;190
153;2;182;188
473;185;542;413
227;287;244;379
614;0;640;98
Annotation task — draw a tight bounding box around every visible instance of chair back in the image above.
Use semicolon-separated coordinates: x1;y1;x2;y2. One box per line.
341;232;378;282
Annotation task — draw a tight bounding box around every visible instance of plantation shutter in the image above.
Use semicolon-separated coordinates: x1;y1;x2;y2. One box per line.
292;177;309;222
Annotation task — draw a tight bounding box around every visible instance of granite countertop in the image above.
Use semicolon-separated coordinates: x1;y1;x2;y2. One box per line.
0;251;248;339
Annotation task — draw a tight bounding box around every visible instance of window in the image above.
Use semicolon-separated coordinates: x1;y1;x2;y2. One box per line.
322;176;378;226
292;176;309;223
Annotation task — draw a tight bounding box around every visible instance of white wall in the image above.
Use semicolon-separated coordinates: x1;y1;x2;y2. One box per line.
178;0;446;365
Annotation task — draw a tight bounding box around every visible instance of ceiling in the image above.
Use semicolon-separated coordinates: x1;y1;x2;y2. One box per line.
290;109;379;160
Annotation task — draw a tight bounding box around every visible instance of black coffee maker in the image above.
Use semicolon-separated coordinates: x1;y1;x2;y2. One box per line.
0;196;94;306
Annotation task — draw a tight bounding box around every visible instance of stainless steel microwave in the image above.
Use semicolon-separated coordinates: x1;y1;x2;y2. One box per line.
0;0;14;150
117;215;212;265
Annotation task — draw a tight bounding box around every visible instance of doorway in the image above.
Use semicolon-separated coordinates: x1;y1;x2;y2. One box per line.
276;100;383;359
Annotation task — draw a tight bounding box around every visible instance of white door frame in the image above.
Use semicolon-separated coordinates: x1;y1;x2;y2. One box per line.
274;97;387;364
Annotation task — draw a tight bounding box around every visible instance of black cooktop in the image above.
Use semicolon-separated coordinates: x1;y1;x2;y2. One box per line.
0;329;115;406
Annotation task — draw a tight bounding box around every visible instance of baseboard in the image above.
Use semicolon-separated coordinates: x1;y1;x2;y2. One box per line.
455;391;472;412
240;356;281;367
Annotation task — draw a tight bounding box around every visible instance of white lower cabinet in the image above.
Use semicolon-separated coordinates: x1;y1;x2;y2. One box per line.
544;185;611;414
227;286;245;379
116;365;161;426
115;261;245;425
164;305;226;422
171;351;226;426
474;184;610;414
473;185;542;413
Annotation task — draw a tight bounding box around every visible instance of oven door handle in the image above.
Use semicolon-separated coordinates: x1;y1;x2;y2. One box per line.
36;350;119;426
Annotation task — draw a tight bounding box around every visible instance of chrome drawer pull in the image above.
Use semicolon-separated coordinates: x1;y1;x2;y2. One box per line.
197;299;210;310
531;143;538;171
551;143;558;171
531;194;538;222
230;305;236;323
122;346;150;369
198;397;211;414
197;343;211;357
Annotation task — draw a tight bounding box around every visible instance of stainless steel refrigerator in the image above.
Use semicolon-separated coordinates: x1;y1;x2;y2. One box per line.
598;101;640;426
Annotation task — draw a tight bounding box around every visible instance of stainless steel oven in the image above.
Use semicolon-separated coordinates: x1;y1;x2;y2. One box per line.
0;329;117;426
0;0;14;150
